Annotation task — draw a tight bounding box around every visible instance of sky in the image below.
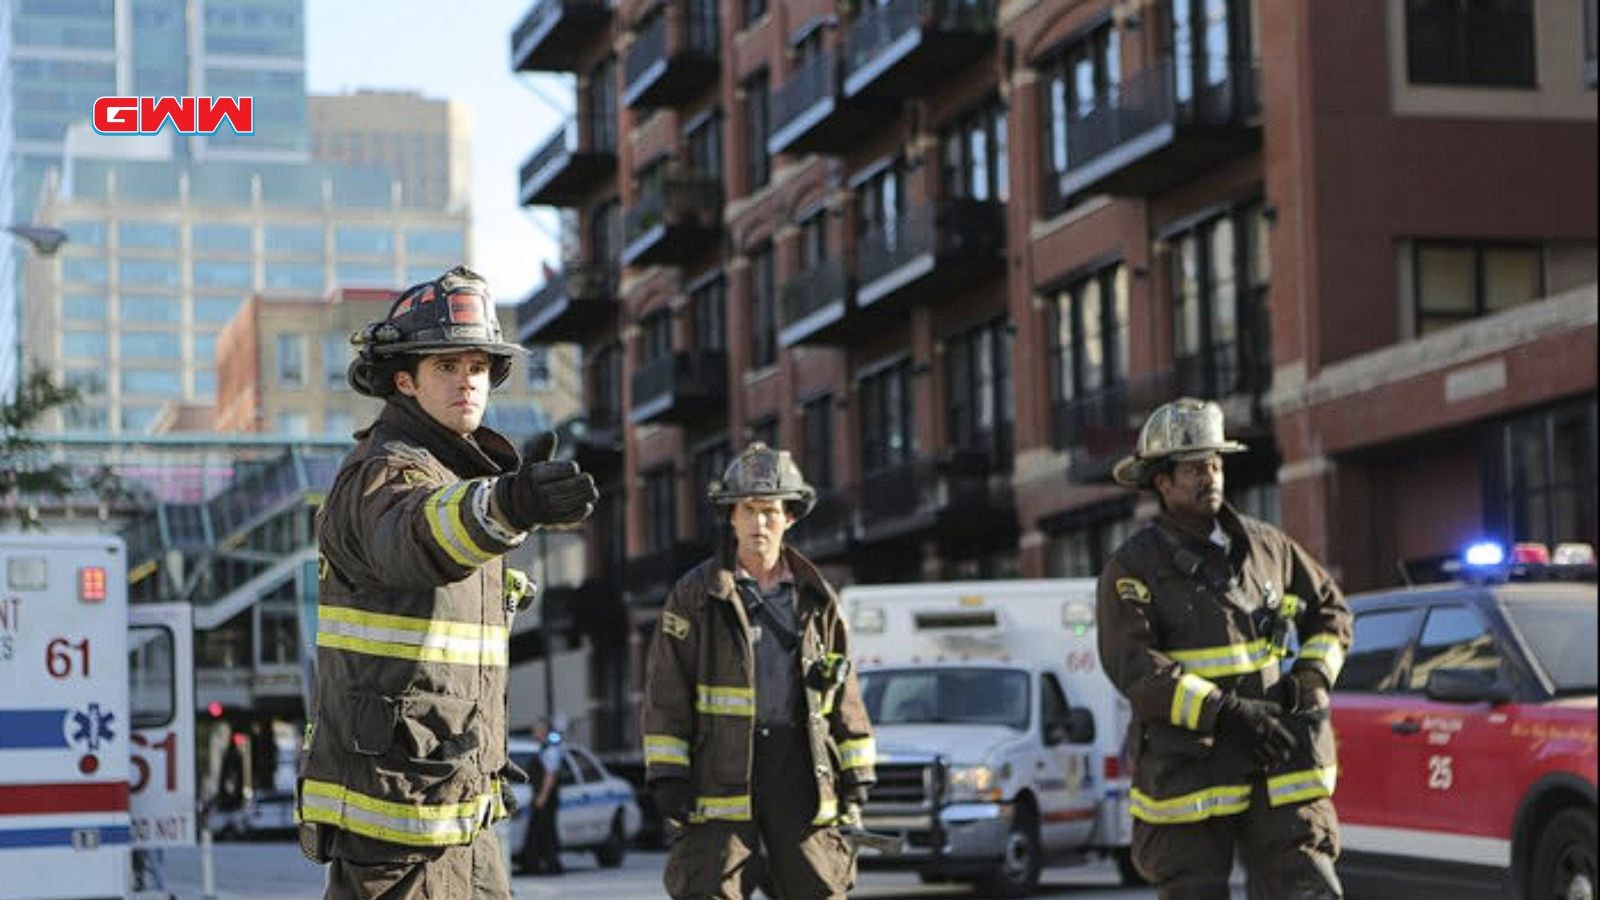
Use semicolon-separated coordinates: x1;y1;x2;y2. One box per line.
305;0;571;304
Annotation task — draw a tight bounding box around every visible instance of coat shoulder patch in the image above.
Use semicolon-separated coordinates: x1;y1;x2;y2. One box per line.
1116;577;1152;604
661;611;691;641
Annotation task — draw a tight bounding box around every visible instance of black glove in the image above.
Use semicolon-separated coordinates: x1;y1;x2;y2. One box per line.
1273;671;1331;720
493;431;598;530
652;778;695;825
1216;694;1297;767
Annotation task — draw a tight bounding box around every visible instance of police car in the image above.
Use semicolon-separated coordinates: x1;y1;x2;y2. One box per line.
502;737;642;871
1331;541;1597;900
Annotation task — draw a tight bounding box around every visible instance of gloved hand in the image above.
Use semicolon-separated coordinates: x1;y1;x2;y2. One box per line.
838;785;870;830
652;778;695;825
493;431;598;530
1216;694;1297;767
1274;670;1331;717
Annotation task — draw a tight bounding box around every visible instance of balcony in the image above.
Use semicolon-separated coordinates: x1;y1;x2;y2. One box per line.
768;50;896;156
786;487;854;561
855;450;1015;549
622;4;719;110
557;409;623;476
519;118;618;208
511;0;614;72
624;539;711;604
843;0;996;99
1051;56;1261;205
778;259;860;347
629;350;728;425
621;171;722;267
516;263;619;344
856;198;1004;310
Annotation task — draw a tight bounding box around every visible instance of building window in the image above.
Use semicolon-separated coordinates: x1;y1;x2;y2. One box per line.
64;330;108;358
645;466;677;553
799;212;828;270
335;225;394;256
591;198;622;265
686;111;722;179
856;162;904;252
1050;263;1128;449
1413;241;1543;337
1169;201;1272;399
265;224;324;256
64;257;109;284
64;293;106;320
749;415;779;450
691;273;726;351
193;223;252;253
525;347;551;390
743;72;771;192
122;295;182;323
1586;0;1598;86
119;220;180;250
194;296;241;324
642;310;673;364
276;412;311;436
121;331;182;359
1042;20;1118;212
120;258;182;287
1496;400;1597;547
946;317;1014;463
584;56;619;153
591;341;623;427
942;96;1008;202
749;243;777;370
1406;0;1535;87
1171;0;1252;105
859;359;913;473
405;229;464;258
1046;514;1134;577
694;441;731;544
277;334;306;388
122;369;183;394
802;395;834;490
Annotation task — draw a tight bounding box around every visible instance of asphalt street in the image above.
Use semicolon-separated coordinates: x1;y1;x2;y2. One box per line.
150;840;1255;899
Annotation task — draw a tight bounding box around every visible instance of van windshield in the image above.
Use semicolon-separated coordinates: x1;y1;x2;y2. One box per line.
858;667;1030;731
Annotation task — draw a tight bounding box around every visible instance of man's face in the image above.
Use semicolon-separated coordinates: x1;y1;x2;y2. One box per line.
731;498;792;558
1155;454;1225;519
395;350;493;437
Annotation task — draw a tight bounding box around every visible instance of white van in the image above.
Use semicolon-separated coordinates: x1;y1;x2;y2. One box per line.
844;579;1138;897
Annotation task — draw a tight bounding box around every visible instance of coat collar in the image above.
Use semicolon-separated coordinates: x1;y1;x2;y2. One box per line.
704;542;836;610
360;395;521;479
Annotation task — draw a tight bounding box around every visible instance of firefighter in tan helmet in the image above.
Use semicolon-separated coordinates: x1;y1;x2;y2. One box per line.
297;265;598;899
1098;399;1352;900
642;442;877;899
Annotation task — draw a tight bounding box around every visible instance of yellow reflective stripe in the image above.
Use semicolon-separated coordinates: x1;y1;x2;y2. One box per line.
1299;634;1346;685
425;482;496;567
1170;639;1277;678
1170;673;1216;730
1267;766;1338;806
696;684;756;716
299;778;492;847
1129;785;1252;824
644;734;691;767
316;606;508;666
813;796;838;825
1281;593;1301;618
690;794;753;822
839;738;876;771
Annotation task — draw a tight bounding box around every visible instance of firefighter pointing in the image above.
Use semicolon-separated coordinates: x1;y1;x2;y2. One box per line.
642;443;877;900
296;265;598;899
1097;399;1352;900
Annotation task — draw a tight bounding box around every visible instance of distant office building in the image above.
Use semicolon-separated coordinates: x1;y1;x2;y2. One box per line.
22;155;473;434
310;91;473;211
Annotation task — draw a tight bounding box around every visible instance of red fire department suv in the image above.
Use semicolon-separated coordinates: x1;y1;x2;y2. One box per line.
1331;543;1597;899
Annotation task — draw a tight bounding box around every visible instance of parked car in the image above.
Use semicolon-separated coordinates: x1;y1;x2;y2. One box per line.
1330;542;1596;899
502;737;642;870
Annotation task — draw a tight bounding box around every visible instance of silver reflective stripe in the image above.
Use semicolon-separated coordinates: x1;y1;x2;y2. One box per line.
299;779;492;847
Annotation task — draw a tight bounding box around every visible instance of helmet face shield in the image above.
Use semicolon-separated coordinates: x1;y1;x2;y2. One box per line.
348;265;525;397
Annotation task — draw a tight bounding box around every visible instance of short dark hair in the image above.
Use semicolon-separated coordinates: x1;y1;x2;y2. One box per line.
373;355;423;397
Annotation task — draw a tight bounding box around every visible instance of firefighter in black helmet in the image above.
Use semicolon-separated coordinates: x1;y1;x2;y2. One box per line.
298;265;598;900
1097;399;1352;900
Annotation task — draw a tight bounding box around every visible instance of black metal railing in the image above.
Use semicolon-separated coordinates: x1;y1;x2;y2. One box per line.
770;50;839;139
856;198;1003;292
630;351;727;414
844;0;995;76
623;170;722;244
780;259;848;328
625;540;710;598
786;487;852;554
624;0;717;88
624;12;669;87
857;450;1007;531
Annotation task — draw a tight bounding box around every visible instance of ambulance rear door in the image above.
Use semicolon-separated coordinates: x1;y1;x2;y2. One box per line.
129;603;195;848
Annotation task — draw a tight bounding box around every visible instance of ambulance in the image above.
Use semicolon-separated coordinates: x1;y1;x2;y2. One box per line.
844;579;1138;897
0;535;195;900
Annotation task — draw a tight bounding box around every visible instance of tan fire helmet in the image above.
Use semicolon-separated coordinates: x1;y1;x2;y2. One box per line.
1113;397;1248;487
347;265;527;397
707;442;817;521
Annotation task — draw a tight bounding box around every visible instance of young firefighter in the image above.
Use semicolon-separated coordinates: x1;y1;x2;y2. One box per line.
1097;398;1352;900
296;265;599;900
642;443;876;900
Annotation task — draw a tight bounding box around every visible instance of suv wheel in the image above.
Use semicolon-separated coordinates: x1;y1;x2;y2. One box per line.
594;812;627;869
1531;808;1596;900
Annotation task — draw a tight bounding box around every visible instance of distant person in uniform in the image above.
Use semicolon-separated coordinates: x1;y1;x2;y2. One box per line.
521;716;566;875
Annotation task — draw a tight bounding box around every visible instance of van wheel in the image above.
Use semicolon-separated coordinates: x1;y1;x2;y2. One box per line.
976;809;1041;898
594;812;627;868
1115;847;1149;886
1530;808;1595;900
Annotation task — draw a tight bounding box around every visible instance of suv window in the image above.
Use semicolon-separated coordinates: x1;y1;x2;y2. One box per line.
1341;608;1420;693
1407;605;1501;692
558;756;578;787
1041;673;1070;732
573;747;605;783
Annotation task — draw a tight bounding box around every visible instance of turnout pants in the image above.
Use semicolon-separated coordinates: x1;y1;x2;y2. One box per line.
1132;783;1342;900
663;725;856;900
324;828;511;900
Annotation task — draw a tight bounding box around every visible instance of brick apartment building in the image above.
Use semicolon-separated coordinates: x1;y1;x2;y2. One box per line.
511;0;1598;751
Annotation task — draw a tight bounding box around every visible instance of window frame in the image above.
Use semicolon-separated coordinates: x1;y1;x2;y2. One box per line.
945;316;1015;463
644;465;677;553
802;394;834;491
858;358;914;474
743;71;772;192
748;242;778;371
277;333;307;389
1412;240;1545;337
1404;0;1537;88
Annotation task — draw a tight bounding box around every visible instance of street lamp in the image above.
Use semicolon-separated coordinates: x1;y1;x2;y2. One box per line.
3;224;69;256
